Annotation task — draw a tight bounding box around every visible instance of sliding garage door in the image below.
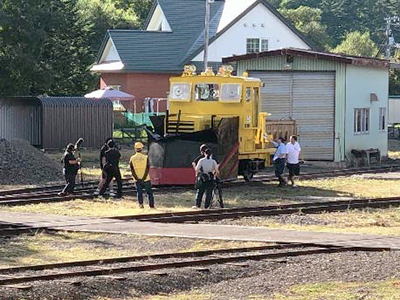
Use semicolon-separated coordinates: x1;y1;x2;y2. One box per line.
249;71;335;160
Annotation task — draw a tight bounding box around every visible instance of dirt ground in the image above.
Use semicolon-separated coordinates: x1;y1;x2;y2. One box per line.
2;249;400;300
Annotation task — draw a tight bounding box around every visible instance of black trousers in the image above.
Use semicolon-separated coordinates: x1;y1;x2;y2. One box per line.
136;181;154;207
99;166;122;197
62;173;76;194
195;180;213;208
274;158;286;186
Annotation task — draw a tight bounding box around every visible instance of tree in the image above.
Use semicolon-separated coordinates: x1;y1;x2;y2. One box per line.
333;31;379;57
279;6;331;49
76;0;141;53
0;0;97;96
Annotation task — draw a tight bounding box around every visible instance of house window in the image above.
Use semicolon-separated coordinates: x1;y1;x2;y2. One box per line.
247;38;260;54
108;85;121;91
354;108;370;134
261;39;268;52
379;107;386;132
246;38;268;54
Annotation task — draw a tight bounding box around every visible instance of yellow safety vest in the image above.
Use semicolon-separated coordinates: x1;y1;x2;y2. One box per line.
129;152;150;182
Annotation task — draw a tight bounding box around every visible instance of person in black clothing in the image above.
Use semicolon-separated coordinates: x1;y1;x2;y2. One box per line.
58;143;80;197
94;138;115;196
99;140;123;198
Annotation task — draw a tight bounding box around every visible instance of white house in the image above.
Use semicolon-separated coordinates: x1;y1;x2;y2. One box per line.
91;0;313;113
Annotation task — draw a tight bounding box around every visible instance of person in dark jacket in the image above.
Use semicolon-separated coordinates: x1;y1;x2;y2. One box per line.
98;140;123;198
58;143;80;197
94;138;115;196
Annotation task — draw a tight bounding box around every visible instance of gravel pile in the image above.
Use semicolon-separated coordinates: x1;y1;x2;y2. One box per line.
0;139;63;185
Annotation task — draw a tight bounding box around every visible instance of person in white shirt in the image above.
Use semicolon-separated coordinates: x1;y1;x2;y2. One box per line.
286;135;302;187
195;148;219;209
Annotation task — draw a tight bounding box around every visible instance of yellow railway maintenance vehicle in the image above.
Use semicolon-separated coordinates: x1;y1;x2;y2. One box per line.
148;65;276;185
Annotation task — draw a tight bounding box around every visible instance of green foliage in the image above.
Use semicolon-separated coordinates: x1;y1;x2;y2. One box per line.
76;0;141;52
0;0;151;96
333;31;379;57
279;6;330;49
0;0;97;96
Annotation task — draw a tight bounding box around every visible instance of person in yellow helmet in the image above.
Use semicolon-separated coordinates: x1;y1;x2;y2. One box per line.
129;142;155;208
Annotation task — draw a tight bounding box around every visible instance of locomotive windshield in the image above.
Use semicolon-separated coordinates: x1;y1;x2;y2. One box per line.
194;84;220;101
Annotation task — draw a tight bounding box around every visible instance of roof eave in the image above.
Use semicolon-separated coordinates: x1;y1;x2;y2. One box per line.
222;48;390;68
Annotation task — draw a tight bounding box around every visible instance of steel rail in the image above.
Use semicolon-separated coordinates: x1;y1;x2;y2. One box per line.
109;196;400;223
0;244;310;274
0;245;386;286
1;165;399;198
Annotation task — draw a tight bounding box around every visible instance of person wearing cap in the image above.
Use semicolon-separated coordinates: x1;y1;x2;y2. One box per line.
129;142;155;209
99;140;123;198
58;143;81;197
192;144;209;170
271;136;288;187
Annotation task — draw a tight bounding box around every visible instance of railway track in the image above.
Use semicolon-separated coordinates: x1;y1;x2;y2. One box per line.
0;243;388;287
107;195;400;223
0;165;399;206
1;195;400;238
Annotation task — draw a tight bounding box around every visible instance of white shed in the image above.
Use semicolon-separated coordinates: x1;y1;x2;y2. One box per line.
223;48;390;162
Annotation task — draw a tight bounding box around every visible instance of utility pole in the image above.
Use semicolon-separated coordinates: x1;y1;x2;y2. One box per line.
384;16;400;59
203;0;213;71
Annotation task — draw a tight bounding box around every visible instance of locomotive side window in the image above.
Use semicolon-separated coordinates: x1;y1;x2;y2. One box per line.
170;83;191;101
246;87;252;102
194;84;219;101
221;84;242;102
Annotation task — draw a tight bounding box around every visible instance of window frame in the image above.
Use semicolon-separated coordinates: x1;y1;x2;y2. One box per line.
246;38;260;54
108;84;121;91
261;39;268;52
354;108;370;134
220;83;242;103
193;83;220;102
246;38;268;54
379;107;386;132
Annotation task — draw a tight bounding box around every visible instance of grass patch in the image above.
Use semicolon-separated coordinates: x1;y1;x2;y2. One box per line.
271;280;400;300
2;176;400;217
0;232;266;268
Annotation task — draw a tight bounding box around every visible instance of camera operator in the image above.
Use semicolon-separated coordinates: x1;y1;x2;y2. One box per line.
58;143;80;197
194;148;219;209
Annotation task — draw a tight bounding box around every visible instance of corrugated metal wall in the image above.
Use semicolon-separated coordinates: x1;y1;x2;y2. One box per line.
249;71;335;160
237;56;346;162
40;97;113;149
0;98;42;146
